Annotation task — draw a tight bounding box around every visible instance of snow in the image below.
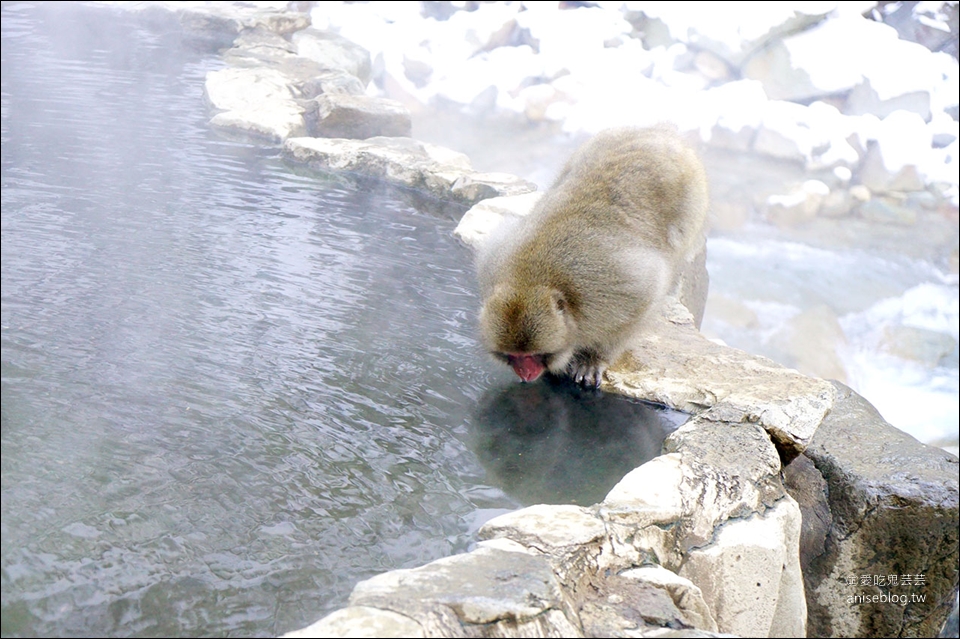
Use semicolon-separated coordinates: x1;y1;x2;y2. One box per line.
309;1;959;445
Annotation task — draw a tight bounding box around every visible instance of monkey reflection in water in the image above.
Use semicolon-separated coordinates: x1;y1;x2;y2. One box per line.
470;376;687;506
477;126;708;388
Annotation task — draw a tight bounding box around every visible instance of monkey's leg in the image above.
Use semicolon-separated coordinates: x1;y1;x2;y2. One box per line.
567;349;606;389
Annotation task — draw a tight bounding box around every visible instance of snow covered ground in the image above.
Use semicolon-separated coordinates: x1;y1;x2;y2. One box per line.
308;1;958;449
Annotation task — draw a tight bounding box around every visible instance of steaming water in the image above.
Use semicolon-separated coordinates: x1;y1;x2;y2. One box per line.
1;4;681;636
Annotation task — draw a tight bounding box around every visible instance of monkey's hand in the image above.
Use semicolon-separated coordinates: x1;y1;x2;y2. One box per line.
567;350;606;389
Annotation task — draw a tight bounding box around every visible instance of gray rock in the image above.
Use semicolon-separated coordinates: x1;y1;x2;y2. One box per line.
600;417;806;636
453;192;543;249
283;606;424;639
296;70;367;99
308;94;412;139
679;499;805;637
292;28;373;86
205;67;307;142
787;381;960;638
450;171;538;203
177;4;309;42
677;242;709;330
605;302;836;458
661;420;786;548
282;137;536;206
348;545;582;637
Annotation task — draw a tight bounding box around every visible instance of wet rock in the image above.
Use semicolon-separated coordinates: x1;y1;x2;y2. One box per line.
789;381;960;639
606;301;836;458
619;566;717;632
292;28;373;86
308;94;412;139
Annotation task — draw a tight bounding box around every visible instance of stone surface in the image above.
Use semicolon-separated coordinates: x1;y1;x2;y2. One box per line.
661;420;786;549
283;606;424;639
680;499;804;638
176;4;310;44
309;94;412;139
292;28;373;85
205;67;306;141
283;136;536;205
297;69;367;98
787;381;960;639
450;171;539;204
577;570;714;637
479;504;606;552
347;545;582;637
621;566;717;633
599;417;806;636
677;243;709;330
453;192;542;249
605;301;836;457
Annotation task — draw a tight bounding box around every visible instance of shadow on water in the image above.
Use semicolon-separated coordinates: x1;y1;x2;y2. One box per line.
470;375;688;506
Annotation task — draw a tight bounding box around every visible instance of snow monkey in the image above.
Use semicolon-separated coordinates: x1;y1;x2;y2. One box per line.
476;125;708;388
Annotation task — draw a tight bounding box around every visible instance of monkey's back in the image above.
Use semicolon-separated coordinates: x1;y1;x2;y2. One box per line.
476;126;709;381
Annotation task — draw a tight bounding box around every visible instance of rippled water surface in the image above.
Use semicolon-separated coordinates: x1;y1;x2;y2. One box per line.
1;4;681;636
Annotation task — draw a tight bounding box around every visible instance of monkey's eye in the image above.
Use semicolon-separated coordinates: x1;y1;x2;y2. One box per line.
555;297;566;313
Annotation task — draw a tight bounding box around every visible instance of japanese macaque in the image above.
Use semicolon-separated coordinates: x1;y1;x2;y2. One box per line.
476;126;708;388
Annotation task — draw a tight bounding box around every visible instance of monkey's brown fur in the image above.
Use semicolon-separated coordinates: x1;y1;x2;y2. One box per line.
477;126;708;388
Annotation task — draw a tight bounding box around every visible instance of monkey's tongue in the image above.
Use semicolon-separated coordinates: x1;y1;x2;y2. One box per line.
507;354;546;382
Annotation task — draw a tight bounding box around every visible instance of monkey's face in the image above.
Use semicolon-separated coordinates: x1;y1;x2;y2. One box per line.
479;284;575;383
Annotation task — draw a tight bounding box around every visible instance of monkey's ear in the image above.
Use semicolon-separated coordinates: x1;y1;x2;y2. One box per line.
552;290;567;313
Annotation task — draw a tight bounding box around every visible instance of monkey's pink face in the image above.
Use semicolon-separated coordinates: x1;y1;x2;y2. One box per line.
506;353;548;382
